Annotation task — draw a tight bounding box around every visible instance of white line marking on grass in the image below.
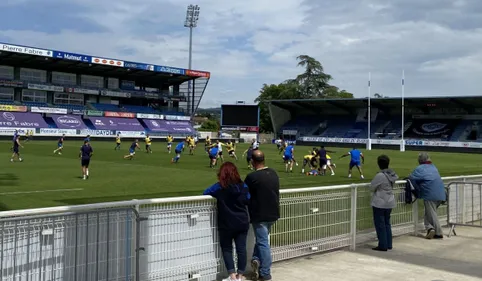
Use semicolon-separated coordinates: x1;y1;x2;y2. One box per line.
0;188;84;195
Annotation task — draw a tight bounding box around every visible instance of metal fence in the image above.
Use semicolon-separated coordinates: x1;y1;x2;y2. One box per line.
447;182;482;237
1;175;482;281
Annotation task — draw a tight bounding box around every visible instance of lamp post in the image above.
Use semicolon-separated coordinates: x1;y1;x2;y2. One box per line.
184;4;200;115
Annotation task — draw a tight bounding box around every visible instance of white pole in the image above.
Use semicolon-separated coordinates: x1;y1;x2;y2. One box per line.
401;70;405;152
367;72;372;150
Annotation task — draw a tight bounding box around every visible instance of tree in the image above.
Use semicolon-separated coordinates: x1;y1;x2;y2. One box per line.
374;93;383;98
254;55;354;132
199;120;219;131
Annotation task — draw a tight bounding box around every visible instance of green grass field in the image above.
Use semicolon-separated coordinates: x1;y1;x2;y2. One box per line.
0;139;480;211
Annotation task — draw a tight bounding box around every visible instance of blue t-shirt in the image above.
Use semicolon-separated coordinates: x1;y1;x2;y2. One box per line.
284;145;294;156
130;142;137;150
210;147;219;156
13;137;19;148
80;145;93;160
13;132;18;141
350;149;362;162
175;142;184;151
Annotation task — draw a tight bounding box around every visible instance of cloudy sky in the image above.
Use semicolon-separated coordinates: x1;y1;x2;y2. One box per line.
0;0;481;107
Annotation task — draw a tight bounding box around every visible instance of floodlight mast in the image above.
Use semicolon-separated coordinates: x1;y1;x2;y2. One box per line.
184;4;200;115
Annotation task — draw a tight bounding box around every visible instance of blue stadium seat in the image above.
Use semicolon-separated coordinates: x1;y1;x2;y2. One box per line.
91;103;122;111
23;101;49;107
0;100;15;105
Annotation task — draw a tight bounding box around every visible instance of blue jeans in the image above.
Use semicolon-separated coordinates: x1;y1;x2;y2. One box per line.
372;207;392;250
252;221;274;278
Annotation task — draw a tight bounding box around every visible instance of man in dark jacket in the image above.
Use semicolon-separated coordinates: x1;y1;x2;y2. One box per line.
245;150;280;281
408;152;446;239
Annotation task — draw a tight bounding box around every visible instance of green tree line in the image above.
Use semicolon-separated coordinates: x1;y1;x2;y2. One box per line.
256;55;354;133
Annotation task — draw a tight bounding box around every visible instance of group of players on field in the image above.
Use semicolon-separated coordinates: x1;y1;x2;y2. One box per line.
276;139;365;178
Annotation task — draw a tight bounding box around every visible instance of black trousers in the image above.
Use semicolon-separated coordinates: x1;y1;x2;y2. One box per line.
218;228;248;274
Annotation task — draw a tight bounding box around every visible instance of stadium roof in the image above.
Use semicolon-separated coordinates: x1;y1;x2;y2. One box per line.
269;96;482;114
0;42;210;87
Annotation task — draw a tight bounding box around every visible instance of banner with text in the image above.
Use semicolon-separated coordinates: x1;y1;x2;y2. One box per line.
116;131;146;137
165;115;191;121
137;113;163;119
80;129;116;136
86;110;104;116
0;112;48;128
0;105;27;112
104;111;136;118
31;107;68;114
28;83;64;92
222;126;259;132
101;90;131;98
0;80;23;87
70;109;85;115
50;114;87;129
89;117;144;131
39;128;77;135
405;120;459;138
65;87;99;95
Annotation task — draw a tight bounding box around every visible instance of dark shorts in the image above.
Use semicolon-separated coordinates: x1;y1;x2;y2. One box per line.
350;160;361;168
209;155;217;160
81;158;90;167
175;149;181;154
218;151;223;156
228;150;235;155
319;158;327;166
13;147;19;154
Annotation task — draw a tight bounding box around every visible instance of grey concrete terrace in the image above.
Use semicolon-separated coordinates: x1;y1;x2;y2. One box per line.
247;226;482;281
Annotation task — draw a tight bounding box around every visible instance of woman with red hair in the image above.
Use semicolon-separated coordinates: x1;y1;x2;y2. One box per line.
203;162;250;281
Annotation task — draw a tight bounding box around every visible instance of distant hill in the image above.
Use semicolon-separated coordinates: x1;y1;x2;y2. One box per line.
197;107;221;114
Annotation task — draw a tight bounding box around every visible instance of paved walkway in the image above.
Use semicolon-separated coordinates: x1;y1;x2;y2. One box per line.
262;226;482;281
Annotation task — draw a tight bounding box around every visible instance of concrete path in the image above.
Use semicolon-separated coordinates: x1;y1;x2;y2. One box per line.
261;226;482;281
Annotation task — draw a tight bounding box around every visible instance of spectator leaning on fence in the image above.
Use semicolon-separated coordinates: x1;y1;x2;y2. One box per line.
408;152;446;239
244;150;280;281
203;162;250;281
370;155;398;251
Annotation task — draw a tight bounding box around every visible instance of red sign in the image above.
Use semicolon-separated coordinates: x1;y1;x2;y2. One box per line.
104;111;135;118
186;70;210;78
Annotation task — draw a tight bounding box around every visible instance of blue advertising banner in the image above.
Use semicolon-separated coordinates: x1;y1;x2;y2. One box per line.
52;51;91;63
124;61;155;71
155;66;185;75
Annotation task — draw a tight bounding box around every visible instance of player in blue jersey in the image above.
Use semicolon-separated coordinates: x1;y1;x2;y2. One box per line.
208;145;219;168
171;141;185;163
10;134;23;162
124;139;140;160
340;148;365;179
53;134;65;155
79;140;93;180
283;144;295;172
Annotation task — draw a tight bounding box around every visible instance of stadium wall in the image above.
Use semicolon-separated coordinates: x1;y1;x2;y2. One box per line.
0;175;480;281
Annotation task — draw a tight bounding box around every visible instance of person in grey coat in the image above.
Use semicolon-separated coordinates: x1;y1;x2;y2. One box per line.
408;152;446;239
370;155;399;251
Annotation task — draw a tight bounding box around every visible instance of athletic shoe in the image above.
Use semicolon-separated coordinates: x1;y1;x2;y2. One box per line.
425;228;435;239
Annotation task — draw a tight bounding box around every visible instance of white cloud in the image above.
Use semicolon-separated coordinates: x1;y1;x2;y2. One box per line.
0;0;481;106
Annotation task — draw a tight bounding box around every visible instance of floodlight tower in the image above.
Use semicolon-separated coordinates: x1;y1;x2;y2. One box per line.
184;4;200;115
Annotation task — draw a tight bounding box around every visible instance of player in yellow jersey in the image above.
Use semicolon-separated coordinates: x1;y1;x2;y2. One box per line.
145;134;152;153
205;136;211;153
114;133;121;150
225;140;238;160
324;153;336;176
188;136;196;155
166;134;173;153
301;154;318;174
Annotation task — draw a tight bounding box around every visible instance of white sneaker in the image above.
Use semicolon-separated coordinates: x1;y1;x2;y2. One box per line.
361;175;365;179
348;174;352;178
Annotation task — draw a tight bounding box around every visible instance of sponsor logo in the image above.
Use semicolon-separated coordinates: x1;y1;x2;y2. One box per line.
86;110;104;116
91;57;124;67
186;69;210;78
81;129;115;136
53;51;91;63
101;90;131;98
0;80;23;87
150;120;160;127
165;115;191;121
157;66;184;75
39;128;76;135
421;122;447;133
65;87;98;95
137;113;163;119
94;119;105;126
31;107;68;114
2;112;15;121
28;83;64;92
1;43;52;57
104;111;135;118
405;140;423;146
0;104;27;112
57;116;82;128
124;62;155;71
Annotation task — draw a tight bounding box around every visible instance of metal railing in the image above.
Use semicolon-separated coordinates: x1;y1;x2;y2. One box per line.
447;182;482;237
1;175;481;281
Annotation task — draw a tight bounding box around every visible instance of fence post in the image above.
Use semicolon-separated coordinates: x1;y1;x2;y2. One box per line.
412;198;419;236
350;185;357;251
